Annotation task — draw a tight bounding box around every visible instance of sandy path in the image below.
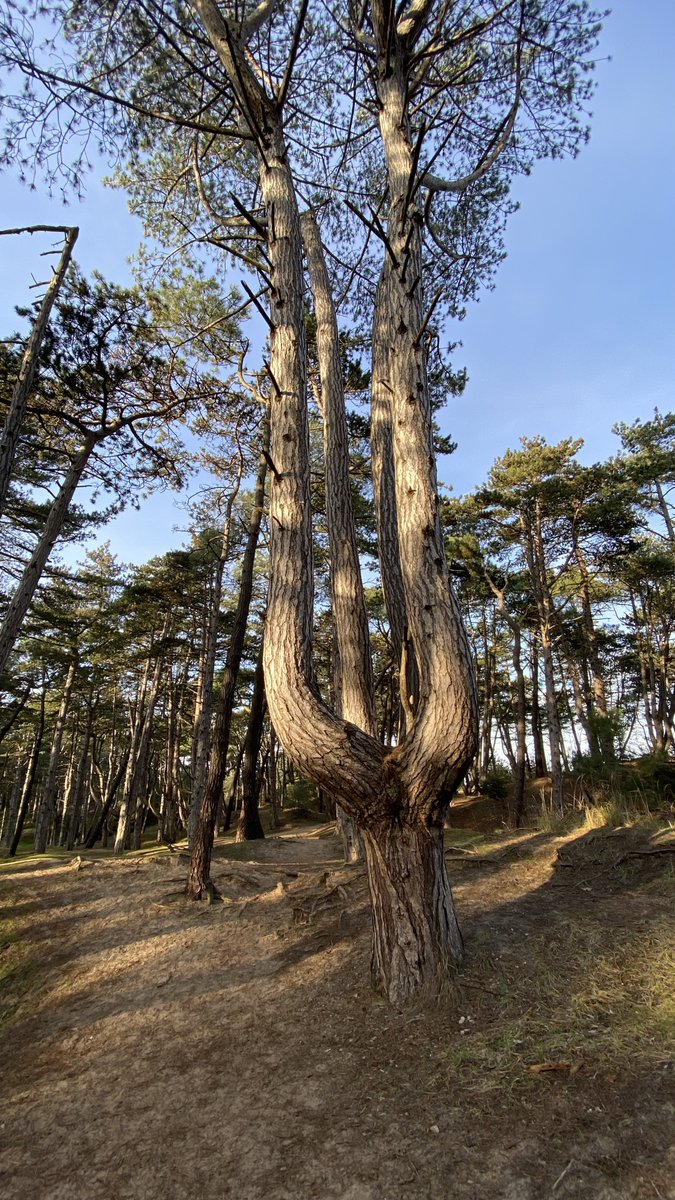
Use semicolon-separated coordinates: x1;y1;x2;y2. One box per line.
1;826;673;1200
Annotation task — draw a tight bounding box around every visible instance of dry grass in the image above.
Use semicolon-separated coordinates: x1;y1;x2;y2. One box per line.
437;816;675;1106
446;922;675;1094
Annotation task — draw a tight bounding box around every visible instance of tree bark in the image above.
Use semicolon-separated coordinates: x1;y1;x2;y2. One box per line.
185;434;267;896
0;226;78;519
362;819;464;1006
188;478;241;846
0;435;97;676
193;1;477;1004
34;659;77;852
114;637;165;853
301;210;376;861
0;750;25;854
235;640;266;842
83;747;130;848
6;687;46;856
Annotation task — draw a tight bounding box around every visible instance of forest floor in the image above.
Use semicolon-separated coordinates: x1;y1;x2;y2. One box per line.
0;808;674;1200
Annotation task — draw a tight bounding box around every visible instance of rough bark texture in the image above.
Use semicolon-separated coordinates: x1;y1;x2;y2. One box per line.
193;0;477;1003
362;819;464;1006
301;210;375;860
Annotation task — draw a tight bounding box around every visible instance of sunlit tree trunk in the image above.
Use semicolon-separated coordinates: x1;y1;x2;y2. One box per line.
0;436;97;676
194;0;477;1004
301;210;375;861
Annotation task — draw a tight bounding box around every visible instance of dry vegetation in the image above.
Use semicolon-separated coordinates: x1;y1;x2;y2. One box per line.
1;809;674;1200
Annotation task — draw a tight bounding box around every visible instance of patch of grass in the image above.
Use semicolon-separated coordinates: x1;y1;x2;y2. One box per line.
213;840;261;862
0;906;34;1026
446;918;675;1096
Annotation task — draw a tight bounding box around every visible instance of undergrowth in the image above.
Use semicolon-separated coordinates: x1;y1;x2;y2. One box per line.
448;922;675;1095
0;901;33;1027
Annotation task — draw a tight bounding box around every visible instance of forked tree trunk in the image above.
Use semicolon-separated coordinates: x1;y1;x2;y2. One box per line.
194;0;477;1004
83;747;129;848
301;211;375;862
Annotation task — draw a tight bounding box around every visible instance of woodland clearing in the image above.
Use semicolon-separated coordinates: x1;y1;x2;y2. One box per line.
1;813;674;1200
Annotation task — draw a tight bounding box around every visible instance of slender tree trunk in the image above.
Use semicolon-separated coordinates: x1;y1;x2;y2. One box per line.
530;640;548;776
188;477;241;846
34;659;77;852
235;641;266;842
301;210;376;861
488;581;527;826
528;508;559;816
511;626;527;826
221;743;244;833
0;752;25;854
83;747;130;848
572;533;613;758
523;509;563;811
7;688;46;856
114;640;165;853
65;697;96;850
0;436;97;676
267;726;281;830
185;436;268;896
0;225;78;518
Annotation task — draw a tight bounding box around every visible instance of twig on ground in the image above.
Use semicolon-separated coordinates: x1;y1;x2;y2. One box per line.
552;1159;576;1192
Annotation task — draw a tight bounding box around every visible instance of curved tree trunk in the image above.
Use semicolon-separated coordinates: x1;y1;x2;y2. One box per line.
301;211;376;862
194;0;477;1004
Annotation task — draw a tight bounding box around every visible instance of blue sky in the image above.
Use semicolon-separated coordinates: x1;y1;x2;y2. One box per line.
1;0;674;563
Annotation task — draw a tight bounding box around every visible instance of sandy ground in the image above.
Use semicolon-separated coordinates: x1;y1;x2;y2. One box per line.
1;821;673;1200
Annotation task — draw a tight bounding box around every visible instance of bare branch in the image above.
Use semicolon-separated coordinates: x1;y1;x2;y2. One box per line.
241;0;284;42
